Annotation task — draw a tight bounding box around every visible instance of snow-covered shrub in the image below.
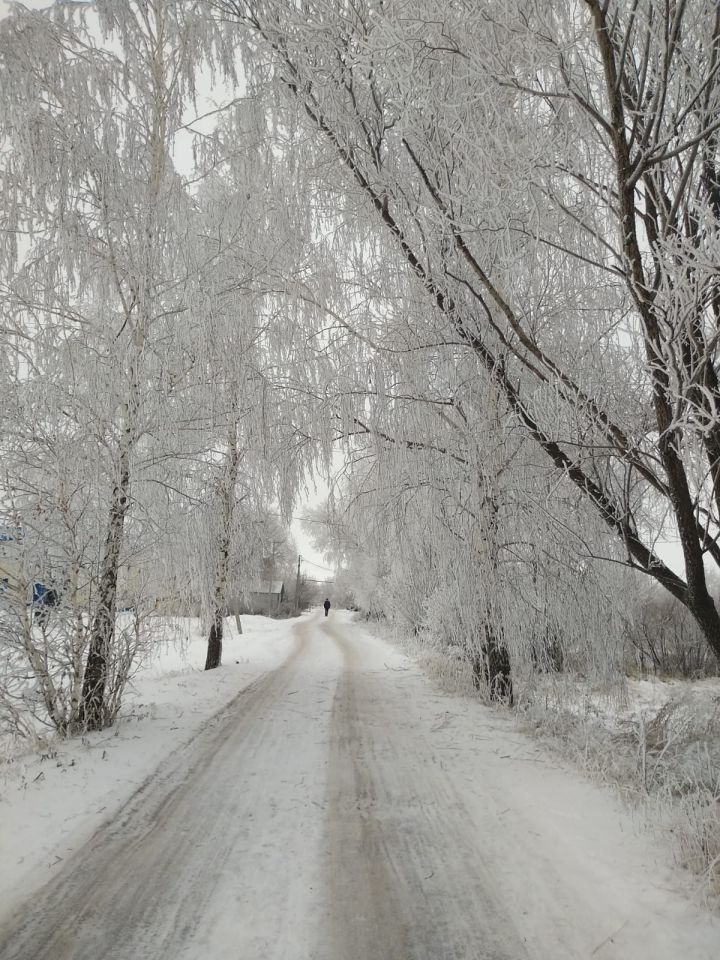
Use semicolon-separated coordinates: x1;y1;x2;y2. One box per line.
624;589;720;679
0;585;165;741
520;681;720;900
665;792;720;899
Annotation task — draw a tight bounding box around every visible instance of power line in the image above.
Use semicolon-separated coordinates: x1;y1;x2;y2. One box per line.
299;555;336;573
267;512;333;524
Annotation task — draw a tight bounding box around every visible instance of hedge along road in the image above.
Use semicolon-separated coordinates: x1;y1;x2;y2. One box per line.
0;610;717;960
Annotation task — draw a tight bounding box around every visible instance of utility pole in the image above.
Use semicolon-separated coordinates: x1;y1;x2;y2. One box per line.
264;538;283;611
295;554;301;613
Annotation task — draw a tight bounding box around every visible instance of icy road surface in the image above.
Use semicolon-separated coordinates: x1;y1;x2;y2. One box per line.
0;611;717;959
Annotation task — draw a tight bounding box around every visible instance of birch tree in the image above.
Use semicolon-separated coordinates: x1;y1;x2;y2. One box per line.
0;0;234;728
221;0;720;664
316;316;631;700
183;104;325;667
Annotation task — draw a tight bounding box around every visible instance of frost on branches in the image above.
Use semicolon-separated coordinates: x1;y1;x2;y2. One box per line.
225;0;720;670
2;0;720;740
0;1;316;736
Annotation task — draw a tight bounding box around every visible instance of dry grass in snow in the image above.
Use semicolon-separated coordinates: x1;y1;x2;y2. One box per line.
390;625;720;906
519;676;720;903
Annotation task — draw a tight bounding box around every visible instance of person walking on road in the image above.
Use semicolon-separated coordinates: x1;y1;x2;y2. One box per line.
323;598;331;617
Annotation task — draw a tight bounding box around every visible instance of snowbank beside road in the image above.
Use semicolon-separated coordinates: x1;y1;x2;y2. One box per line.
381;620;720;903
0;613;301;915
513;673;720;901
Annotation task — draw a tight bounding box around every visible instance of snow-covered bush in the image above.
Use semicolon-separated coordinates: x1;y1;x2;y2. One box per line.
520;680;720;900
624;590;720;679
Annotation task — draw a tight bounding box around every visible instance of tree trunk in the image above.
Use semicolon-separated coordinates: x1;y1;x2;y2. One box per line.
485;630;513;705
205;609;223;670
78;445;131;731
531;629;564;674
204;427;240;671
687;591;720;667
471;623;513;705
205;538;230;670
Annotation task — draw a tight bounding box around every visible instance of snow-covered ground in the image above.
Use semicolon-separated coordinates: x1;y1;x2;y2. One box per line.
627;674;720;712
413;634;720;900
0;612;300;916
507;667;720;893
0;609;718;959
524;671;720;730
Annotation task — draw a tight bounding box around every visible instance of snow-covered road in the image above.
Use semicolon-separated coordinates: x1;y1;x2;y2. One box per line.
0;611;717;959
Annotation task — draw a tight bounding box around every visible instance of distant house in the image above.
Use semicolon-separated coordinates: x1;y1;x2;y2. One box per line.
228;580;285;616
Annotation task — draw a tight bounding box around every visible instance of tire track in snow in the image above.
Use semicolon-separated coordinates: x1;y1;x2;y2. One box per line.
3;611;714;959
322;622;530;960
324;651;410;958
0;624;325;960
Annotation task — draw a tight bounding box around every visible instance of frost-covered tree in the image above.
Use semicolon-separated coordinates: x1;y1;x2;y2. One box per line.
0;289;174;734
222;0;720;665
317;333;632;701
0;0;236;728
181;105;328;667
